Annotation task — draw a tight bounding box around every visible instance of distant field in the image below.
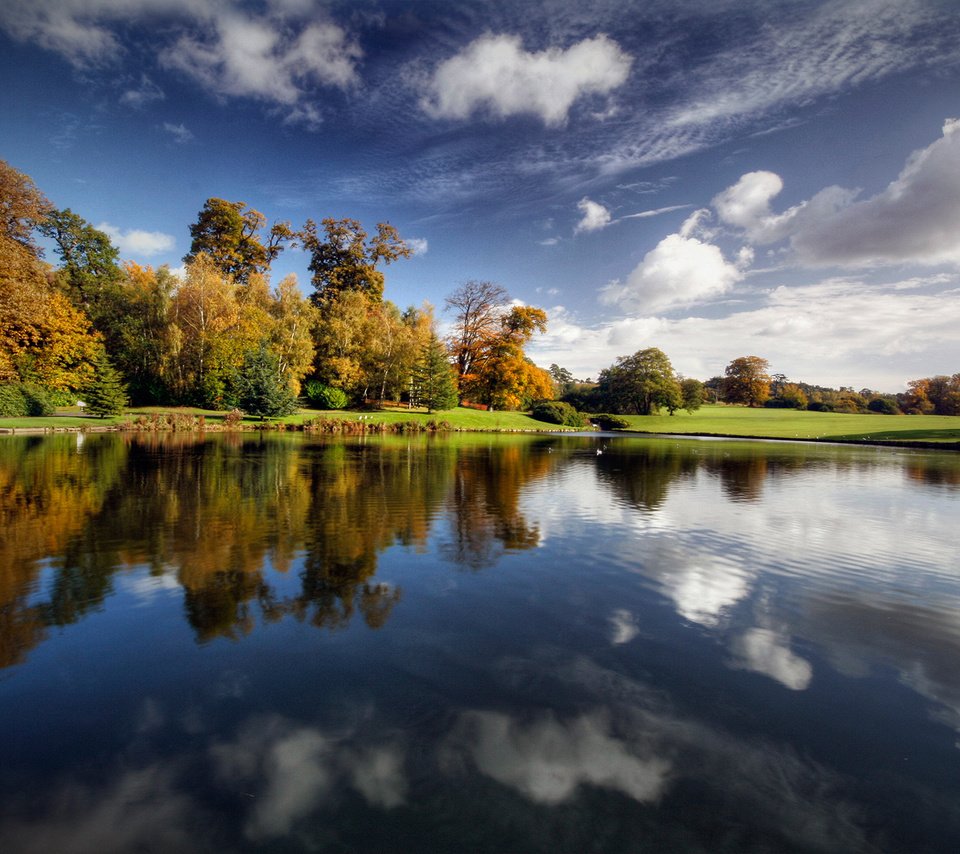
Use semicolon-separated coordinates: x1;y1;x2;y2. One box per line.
2;403;960;446
613;405;960;444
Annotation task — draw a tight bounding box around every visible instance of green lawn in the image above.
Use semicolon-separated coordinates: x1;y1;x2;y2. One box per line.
613;405;960;444
3;403;960;446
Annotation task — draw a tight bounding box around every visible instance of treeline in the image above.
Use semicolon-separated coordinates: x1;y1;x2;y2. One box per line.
552;351;956;417
0;160;552;418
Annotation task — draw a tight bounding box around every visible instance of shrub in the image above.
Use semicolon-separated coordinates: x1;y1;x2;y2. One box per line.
305;381;349;410
867;397;901;415
530;400;589;428
22;383;55;416
0;385;28;417
591;413;629;430
806;400;833;412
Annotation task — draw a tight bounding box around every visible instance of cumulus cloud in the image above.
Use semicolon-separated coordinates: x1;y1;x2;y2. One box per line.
715;121;960;267
161;14;361;118
530;274;960;391
600;210;745;313
97;222;175;257
421;33;632;126
574;197;611;234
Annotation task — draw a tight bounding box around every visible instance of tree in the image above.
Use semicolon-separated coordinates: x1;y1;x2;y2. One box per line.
234;345;298;419
84;349;128;417
723;356;771;407
549;364;576;397
903;374;960;415
268;274;319;397
597;348;682;415
300;217;411;305
184;198;292;285
39;208;123;312
445;280;510;384
413;333;459;412
680;377;705;413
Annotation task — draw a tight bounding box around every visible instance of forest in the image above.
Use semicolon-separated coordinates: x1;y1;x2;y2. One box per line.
2;158;956;421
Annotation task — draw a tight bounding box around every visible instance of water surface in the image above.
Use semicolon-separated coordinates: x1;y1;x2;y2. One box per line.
1;432;958;852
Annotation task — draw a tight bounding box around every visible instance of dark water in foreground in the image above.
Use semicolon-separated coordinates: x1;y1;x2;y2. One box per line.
1;431;959;853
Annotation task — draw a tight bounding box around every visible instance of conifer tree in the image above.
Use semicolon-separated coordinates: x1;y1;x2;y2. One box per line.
235;344;298;419
413;334;458;413
84;350;128;417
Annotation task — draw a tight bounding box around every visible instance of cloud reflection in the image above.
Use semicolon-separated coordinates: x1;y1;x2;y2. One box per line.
446;710;669;805
729;627;813;691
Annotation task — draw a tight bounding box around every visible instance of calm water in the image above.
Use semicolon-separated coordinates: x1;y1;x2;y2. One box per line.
1;431;959;853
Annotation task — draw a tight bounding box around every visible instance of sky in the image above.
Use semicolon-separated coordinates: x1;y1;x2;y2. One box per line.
2;0;960;392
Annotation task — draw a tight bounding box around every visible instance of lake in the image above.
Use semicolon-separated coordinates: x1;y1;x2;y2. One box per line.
1;431;958;853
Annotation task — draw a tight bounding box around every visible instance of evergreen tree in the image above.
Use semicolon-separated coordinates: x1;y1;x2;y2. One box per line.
413;334;458;413
84;350;128;418
235;345;298;419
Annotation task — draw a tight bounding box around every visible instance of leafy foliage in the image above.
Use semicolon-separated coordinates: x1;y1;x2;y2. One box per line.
530;400;588;428
305;381;349;410
596;348;682;415
723;356;771;407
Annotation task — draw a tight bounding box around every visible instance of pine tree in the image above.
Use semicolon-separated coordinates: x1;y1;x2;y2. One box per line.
413;334;458;413
84;350;128;418
235;344;298;419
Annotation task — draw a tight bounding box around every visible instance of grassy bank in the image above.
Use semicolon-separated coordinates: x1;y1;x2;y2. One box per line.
2;403;959;447
613;405;960;445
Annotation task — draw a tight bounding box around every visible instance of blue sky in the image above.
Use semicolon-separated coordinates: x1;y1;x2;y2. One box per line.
2;0;960;391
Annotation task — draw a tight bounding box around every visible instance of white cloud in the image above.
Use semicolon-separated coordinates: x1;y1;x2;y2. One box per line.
421;33;632;126
407;237;429;256
162;121;194;144
574;197;611;234
531;274;960;390
97;222;175;257
600;210;744;313
161;14;361;119
608;608;640;645
715;121;960;268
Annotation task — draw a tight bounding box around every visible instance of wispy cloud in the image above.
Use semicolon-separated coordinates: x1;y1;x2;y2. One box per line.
162;122;194;144
119;74;165;109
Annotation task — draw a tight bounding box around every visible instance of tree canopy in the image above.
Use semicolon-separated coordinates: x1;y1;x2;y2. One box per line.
597;348;682;415
724;356;772;407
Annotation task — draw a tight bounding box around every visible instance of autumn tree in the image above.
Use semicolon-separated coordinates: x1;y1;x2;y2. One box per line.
184;198;292;285
445;280;510;384
268;274;319;397
300;217;411;305
723;356;772;407
597;347;682;415
903;374;960;415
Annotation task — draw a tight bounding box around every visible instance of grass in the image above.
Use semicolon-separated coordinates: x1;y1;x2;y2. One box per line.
2;402;959;447
612;405;960;444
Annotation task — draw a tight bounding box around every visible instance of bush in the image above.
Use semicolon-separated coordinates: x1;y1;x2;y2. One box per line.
867;397;901;415
530;400;589;428
806;400;833;412
591;413;629;430
305;381;349;410
0;385;28;417
0;383;55;417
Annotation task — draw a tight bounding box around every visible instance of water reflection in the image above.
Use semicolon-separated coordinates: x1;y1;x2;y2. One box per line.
1;433;960;851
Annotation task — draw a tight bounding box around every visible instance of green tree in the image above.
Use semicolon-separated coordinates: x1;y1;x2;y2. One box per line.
597;347;682;415
680;377;705;413
84;349;128;417
234;345;298;419
184;198;292;285
300;217;411;305
549;364;576;397
723;356;771;407
414;333;458;412
39;208;122;312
